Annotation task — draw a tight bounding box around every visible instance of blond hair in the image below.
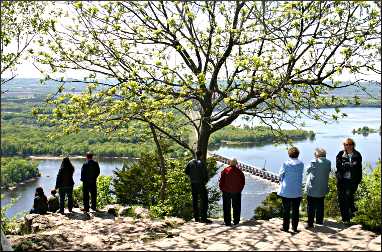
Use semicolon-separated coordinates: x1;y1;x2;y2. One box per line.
343;138;356;148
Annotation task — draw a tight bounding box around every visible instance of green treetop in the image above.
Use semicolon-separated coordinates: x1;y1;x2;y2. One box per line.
31;1;380;161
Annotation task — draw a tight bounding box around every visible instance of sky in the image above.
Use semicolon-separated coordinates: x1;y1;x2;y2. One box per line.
7;60;380;82
2;1;381;83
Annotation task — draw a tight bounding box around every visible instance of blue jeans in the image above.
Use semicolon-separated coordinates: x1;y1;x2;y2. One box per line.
59;186;73;212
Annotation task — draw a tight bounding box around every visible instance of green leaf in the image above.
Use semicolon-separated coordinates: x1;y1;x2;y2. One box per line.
73;1;83;9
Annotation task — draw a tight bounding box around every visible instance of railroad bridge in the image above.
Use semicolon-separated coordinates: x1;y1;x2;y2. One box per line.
208;152;280;184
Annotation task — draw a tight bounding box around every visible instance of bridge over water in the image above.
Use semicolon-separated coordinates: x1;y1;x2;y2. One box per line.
208;152;280;184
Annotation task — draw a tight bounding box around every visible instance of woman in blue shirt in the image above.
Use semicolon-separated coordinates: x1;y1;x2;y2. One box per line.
277;147;304;233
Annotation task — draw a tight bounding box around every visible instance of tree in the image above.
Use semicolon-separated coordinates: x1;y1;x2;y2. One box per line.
34;1;381;162
0;1;50;90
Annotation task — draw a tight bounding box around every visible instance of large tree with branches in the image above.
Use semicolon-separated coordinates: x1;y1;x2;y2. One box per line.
34;1;380;163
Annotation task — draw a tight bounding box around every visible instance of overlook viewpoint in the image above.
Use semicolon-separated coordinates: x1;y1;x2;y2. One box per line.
4;207;381;251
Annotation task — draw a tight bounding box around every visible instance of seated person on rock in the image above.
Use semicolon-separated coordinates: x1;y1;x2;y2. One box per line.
30;186;48;214
47;189;60;213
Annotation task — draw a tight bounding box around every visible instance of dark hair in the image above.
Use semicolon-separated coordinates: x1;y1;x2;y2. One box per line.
86;152;93;159
51;189;57;195
35;187;44;197
60;157;74;173
288;147;300;158
196;151;202;159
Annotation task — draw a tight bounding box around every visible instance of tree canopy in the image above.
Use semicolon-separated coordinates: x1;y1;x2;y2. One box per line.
33;1;381;160
0;1;50;89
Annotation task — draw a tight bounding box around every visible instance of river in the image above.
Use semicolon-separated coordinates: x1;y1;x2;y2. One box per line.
2;107;380;219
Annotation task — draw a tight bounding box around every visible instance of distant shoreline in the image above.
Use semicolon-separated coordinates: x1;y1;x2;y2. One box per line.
318;104;380;108
1;176;40;192
28;155;139;160
0;155;140;160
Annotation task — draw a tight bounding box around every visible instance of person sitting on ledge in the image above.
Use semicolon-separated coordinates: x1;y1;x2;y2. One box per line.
30;186;48;214
47;189;60;213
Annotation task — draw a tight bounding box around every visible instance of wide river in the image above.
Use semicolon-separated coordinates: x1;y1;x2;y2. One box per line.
2;107;380;219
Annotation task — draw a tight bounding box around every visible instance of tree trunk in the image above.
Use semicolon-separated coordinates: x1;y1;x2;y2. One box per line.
149;122;167;202
196;120;211;164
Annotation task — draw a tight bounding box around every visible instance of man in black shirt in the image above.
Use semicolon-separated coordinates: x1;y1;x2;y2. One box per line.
185;151;212;224
81;152;100;212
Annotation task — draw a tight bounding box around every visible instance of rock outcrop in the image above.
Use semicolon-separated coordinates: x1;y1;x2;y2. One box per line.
133;218;380;251
6;207;380;251
7;207;184;251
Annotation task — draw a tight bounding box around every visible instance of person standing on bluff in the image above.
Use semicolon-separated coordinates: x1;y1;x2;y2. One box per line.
81;152;100;212
305;148;331;228
185;151;212;224
278;147;304;233
219;158;245;226
55;157;75;214
336;138;362;223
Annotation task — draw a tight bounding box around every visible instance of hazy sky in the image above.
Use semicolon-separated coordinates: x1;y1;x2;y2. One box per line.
3;2;381;83
8;60;380;82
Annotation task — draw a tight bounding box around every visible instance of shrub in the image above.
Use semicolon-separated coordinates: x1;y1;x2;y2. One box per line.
72;175;116;209
120;205;144;218
353;162;381;232
207;185;222;218
1;195;22;234
112;152;220;220
149;157;220;220
323;174;342;218
152;158;194;220
112;153;161;206
254;192;283;220
1;196;12;233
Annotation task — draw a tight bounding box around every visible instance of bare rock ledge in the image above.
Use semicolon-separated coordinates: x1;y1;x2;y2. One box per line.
6;207;380;251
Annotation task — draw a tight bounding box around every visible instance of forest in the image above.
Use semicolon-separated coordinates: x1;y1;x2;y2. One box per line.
210;125;315;146
1;97;315;157
1;157;40;189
